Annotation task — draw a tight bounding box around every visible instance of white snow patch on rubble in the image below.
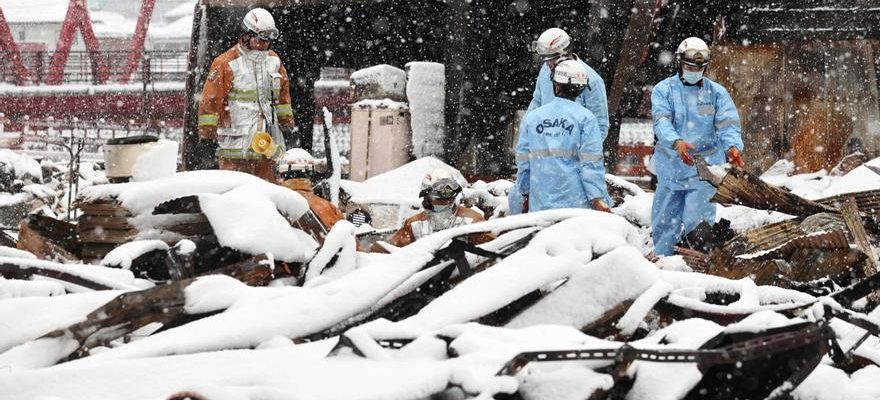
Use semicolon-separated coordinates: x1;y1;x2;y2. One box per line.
0;245;35;259
198;183;317;263
306;220;357;284
101;240;170;269
626;318;722;400
0;278;65;299
0;257;151;293
518;365;613;400
340;156;465;207
0;290;121;354
506;246;658;330
80;170;315;262
821;157;880;198
130;139;179;182
406;212;644;330
79;170;275;215
0;149;42;180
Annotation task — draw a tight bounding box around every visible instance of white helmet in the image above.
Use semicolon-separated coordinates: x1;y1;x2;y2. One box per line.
420;168;462;199
676;37;711;67
280;148;314;171
552;59;589;86
531;28;571;60
242;8;279;41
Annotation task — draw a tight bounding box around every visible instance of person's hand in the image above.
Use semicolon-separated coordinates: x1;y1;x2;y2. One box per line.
674;140;696;165
592;198;612;213
726;147;745;169
522;195;529;213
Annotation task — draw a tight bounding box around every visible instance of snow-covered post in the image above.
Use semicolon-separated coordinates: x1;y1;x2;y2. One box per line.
405;62;446;158
322;107;341;206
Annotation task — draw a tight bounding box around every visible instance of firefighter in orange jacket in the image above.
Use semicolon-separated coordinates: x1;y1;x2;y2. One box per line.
195;8;296;181
381;169;496;250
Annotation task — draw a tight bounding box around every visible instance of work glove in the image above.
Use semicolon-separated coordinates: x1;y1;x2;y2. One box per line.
281;125;300;149
673;140;696;166
192;139;219;170
592;198;612;213
522;195;529;213
726;147;745;169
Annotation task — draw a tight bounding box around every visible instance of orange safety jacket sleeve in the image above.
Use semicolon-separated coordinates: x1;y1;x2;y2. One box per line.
275;59;295;128
197;53;234;140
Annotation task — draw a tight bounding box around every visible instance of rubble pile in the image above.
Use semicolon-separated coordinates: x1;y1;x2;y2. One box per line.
1;153;880;399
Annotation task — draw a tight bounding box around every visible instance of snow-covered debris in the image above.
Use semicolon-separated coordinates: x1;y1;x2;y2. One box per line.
0;149;42;181
322;107;342;206
0;290;121;354
0;278;65;299
406;211;644;329
0;257;152;293
101;240;170;270
341;157;465;207
0;245;36;259
506;246;658;330
198;183;317;263
306;220;357;285
79;170;315;262
821;156;880;198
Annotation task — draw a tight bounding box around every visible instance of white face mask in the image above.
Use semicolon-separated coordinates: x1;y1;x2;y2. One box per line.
242;46;268;62
682;69;703;84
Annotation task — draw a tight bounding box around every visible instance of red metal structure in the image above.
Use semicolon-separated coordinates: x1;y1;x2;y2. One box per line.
0;0;181;129
118;0;156;83
46;0;110;85
0;0;158;86
0;7;30;85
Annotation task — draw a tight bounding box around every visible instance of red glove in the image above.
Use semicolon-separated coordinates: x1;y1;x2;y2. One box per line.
674;140;696;166
592;198;612;213
726;147;745;169
522;195;529;213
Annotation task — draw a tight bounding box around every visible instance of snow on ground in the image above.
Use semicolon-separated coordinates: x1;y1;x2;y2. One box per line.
1;155;880;398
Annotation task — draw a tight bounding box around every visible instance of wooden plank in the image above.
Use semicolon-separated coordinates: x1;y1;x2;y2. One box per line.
78;228;137;244
75;202;133;217
16;221;80;262
77;215;133;230
162;221;213;237
701;164;837;217
39;254;274;363
841;197;878;277
0;261;112;290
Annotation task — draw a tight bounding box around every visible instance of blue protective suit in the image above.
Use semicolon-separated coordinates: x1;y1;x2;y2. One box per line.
527;60;609;140
516;97;610;212
650;75;743;256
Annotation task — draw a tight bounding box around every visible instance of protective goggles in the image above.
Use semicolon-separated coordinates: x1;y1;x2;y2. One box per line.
429;180;461;199
251;29;279;41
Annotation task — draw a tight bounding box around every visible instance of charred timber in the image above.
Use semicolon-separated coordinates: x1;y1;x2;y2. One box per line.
696;159;836;217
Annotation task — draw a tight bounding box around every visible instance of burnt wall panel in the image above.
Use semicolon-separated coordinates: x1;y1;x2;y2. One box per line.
712;40;880;173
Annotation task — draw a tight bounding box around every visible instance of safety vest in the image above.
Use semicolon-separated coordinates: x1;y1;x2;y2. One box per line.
198;45;294;141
